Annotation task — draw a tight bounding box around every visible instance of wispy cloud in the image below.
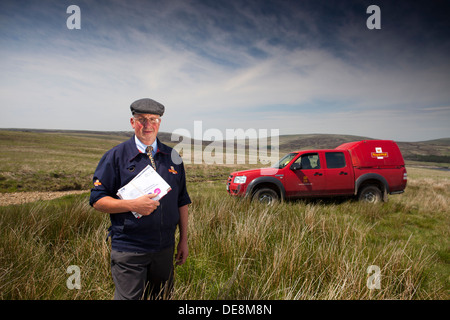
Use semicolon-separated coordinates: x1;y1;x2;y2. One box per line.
0;0;449;141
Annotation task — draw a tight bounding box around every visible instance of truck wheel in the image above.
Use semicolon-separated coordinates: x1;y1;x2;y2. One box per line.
358;186;382;204
252;188;279;205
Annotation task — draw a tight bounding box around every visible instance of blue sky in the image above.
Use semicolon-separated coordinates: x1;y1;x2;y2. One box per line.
0;0;449;141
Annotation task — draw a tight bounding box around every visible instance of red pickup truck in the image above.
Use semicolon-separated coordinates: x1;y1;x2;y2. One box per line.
226;140;407;204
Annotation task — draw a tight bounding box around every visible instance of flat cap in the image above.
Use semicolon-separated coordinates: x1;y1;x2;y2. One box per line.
130;98;165;116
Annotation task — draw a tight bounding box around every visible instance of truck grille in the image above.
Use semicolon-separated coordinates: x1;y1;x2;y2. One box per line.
226;175;233;193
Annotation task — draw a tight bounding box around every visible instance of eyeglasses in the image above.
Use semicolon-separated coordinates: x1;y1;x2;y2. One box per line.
134;116;161;125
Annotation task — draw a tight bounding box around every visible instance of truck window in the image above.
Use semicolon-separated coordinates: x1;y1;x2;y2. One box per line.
325;152;346;169
272;152;298;169
293;153;320;169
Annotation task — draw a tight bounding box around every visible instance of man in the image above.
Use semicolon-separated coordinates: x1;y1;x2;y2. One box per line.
89;98;191;300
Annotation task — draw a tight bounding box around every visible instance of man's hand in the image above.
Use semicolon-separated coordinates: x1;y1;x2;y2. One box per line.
175;205;189;265
92;194;159;215
175;238;188;265
132;193;160;216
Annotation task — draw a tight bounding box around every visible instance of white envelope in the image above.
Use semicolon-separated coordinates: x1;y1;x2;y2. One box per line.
117;165;172;218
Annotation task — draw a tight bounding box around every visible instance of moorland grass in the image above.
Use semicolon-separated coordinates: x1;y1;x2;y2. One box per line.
0;130;448;299
0;130;127;192
0;167;448;300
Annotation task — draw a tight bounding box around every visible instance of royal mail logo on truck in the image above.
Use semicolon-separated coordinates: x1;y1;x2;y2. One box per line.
227;140;407;204
371;147;389;159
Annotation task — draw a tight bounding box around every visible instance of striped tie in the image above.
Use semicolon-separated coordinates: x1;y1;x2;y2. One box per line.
146;146;157;170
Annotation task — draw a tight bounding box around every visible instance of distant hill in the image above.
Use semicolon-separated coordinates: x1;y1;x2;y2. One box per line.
2;128;449;166
164;131;450;165
413;138;450;146
275;133;372;152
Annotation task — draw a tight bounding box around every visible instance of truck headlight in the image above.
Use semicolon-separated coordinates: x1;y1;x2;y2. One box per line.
233;176;247;184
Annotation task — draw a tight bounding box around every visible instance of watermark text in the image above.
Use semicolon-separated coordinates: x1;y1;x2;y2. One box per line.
171;121;279;167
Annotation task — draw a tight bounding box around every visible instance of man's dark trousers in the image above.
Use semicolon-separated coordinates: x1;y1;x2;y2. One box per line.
110;246;174;300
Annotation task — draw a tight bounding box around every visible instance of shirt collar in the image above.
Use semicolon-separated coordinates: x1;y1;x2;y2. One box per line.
134;135;157;156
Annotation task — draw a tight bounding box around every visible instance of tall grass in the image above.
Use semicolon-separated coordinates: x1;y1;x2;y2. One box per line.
0;196;112;299
0;167;448;300
176;190;443;299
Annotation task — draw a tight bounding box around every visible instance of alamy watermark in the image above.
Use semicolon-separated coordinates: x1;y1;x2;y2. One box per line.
366;5;381;30
66;5;81;30
66;265;81;290
170;121;280;169
366;265;381;290
66;4;381;31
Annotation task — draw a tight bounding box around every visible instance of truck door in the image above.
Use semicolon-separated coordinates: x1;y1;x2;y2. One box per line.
285;153;326;196
324;151;353;194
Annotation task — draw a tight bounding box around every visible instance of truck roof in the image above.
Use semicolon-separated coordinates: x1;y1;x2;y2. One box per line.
335;140;405;168
290;149;338;153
